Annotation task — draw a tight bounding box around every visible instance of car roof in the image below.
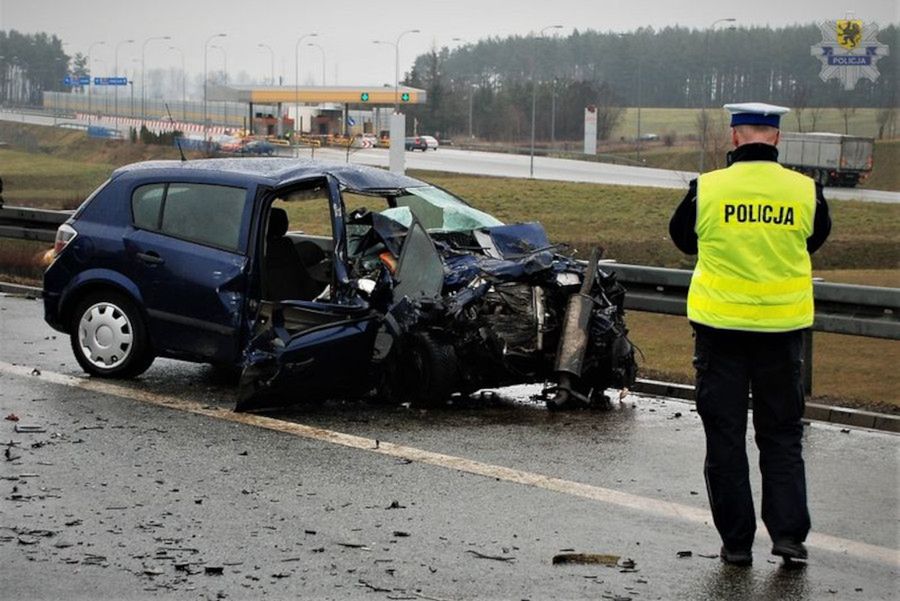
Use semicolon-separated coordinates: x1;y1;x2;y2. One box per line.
111;158;428;192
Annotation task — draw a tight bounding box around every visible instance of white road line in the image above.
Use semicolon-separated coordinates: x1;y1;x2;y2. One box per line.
2;360;897;567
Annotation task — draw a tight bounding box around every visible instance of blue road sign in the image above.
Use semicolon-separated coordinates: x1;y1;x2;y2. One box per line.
63;75;91;86
347;116;356;126
93;77;126;86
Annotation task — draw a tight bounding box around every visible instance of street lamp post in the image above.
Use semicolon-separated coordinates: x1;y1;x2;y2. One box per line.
374;29;420;113
637;48;642;162
550;78;557;145
468;84;476;138
699;18;736;172
257;43;275;85
86;40;105;125
306;43;325;86
114;39;134;133
168;46;185;121
203;33;227;141
294;33;317;137
210;45;228;130
530;25;563;178
452;37;477;138
140;35;171;129
91;57;106;116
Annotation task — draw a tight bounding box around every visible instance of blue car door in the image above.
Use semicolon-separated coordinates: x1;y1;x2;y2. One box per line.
237;175;386;408
122;181;253;364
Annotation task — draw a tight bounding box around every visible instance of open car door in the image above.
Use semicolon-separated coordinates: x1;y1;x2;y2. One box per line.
236;175;382;409
236;190;445;410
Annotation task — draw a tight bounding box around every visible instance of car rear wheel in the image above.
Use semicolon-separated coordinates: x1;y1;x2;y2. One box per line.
70;292;154;378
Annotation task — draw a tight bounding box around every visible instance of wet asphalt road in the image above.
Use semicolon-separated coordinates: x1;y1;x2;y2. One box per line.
1;292;898;600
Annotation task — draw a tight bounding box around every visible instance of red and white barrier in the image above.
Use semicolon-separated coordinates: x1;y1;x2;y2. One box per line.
75;113;227;137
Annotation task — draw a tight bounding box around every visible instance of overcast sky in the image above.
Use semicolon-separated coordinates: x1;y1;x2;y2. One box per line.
1;0;896;87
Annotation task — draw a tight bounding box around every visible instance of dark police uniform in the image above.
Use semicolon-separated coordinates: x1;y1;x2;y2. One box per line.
669;103;831;564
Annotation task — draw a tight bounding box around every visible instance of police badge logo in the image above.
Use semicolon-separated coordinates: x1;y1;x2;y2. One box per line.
812;20;890;90
836;20;863;50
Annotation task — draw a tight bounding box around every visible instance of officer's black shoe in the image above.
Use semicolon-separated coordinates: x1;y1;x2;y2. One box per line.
772;540;808;561
720;546;753;566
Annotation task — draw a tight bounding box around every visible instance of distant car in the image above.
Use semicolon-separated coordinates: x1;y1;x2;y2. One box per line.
241;140;276;156
638;133;660;141
43;159;636;410
405;135;439;151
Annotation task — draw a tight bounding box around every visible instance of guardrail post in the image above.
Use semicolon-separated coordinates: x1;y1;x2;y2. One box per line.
802;329;814;398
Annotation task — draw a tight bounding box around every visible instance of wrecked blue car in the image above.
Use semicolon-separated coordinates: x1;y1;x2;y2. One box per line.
43;158;636;409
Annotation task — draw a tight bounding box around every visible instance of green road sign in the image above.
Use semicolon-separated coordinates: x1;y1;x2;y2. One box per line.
360;92;370;102
400;92;410;102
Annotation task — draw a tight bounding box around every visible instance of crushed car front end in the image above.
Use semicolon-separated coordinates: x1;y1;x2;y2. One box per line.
336;176;637;409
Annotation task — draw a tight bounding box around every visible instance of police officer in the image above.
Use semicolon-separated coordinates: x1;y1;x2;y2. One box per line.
669;103;831;566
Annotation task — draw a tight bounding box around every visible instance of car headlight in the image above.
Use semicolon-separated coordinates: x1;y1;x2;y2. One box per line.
555;272;581;287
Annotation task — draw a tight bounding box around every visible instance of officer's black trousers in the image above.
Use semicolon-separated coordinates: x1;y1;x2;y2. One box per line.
692;324;811;552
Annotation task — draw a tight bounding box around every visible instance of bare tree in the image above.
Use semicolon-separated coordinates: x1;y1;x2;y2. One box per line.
696;109;710;171
706;110;731;170
808;107;823;132
837;96;857;135
696;109;730;171
790;82;809;132
876;95;897;139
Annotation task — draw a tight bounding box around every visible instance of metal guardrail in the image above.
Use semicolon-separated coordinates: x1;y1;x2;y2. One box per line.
606;263;899;340
604;263;899;397
0;205;72;243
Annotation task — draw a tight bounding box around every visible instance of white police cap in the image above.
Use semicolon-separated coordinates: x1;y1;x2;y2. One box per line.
724;102;790;128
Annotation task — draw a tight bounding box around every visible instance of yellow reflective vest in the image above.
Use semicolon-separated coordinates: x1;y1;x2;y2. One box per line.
688;161;816;332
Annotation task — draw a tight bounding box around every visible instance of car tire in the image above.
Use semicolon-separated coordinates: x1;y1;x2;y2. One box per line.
388;332;458;407
70;292;154;379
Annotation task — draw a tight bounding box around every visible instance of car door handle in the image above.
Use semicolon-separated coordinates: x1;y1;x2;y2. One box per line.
137;251;164;265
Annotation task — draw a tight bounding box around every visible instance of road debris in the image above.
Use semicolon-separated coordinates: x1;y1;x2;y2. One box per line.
552;553;619;566
14;424;46;433
358;579;391;593
338;542;371;550
676;550;692;558
4;413;19;421
4;444;20;462
467;550;516;562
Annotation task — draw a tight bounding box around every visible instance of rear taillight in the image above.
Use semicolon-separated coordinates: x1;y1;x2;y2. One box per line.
53;223;77;258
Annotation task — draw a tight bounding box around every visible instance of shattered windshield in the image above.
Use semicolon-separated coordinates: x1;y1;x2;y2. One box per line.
384;186;503;233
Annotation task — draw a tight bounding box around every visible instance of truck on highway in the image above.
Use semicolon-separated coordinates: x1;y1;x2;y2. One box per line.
777;132;874;188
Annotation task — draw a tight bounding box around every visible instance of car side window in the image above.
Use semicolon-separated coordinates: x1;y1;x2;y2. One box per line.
132;183;247;252
132;184;165;230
